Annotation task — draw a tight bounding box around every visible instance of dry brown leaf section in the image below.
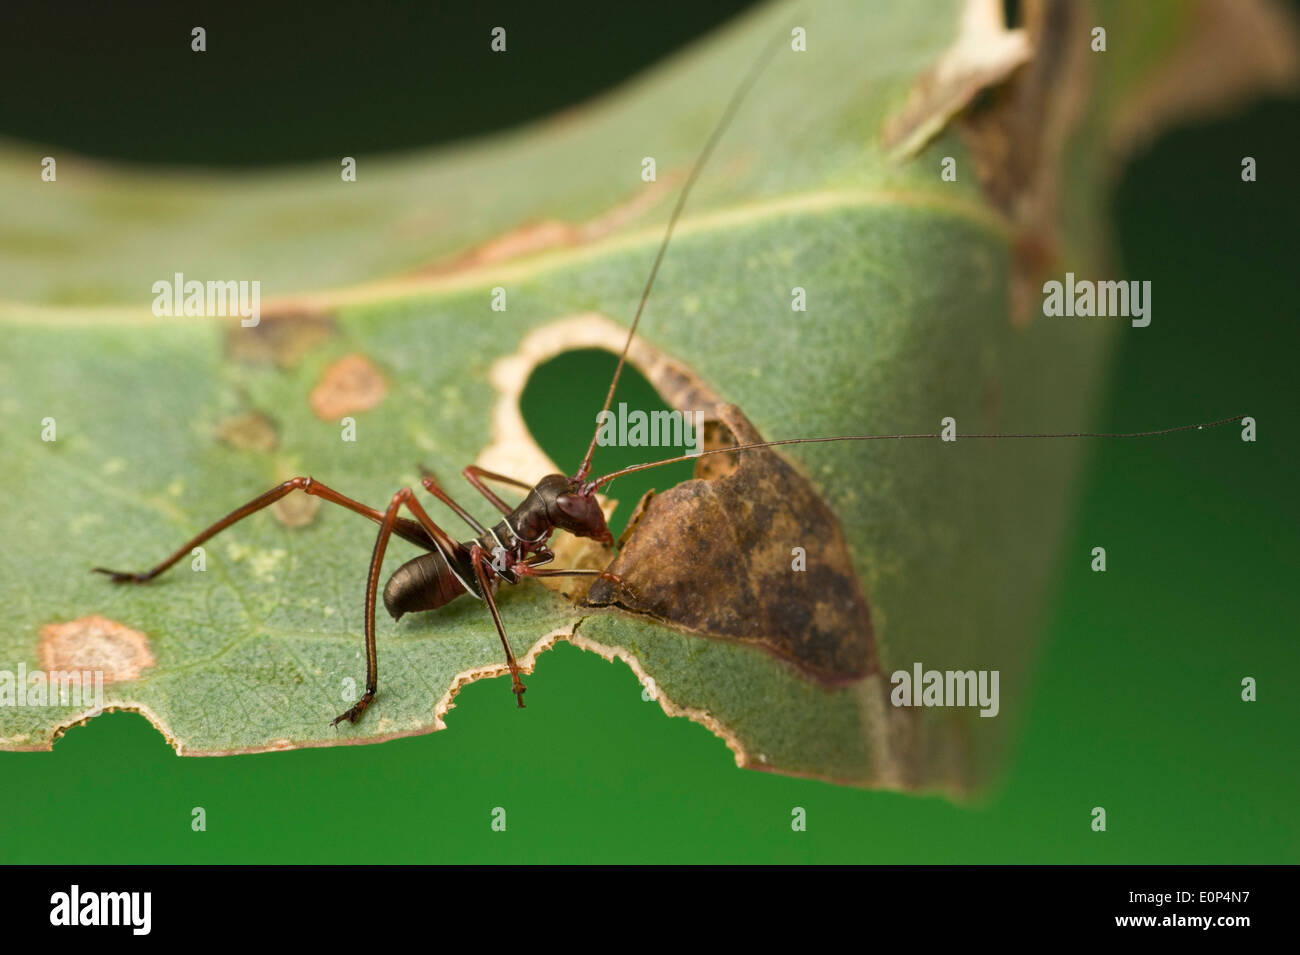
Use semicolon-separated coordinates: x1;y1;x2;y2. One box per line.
586;404;877;684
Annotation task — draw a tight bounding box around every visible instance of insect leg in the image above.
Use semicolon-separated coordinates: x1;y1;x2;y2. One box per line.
470;544;527;708
331;487;466;727
516;567;601;578
463;465;530;517
332;488;401;726
511;561;643;604
94;476;435;584
523;547;554;567
417;465;487;535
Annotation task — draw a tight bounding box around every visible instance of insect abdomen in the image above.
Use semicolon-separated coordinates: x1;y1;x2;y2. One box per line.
383;552;468;620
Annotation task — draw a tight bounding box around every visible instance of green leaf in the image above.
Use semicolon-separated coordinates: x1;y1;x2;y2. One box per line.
0;0;1286;790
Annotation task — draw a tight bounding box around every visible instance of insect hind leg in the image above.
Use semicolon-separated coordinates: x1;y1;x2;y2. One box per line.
331;487;466;728
94;476;435;584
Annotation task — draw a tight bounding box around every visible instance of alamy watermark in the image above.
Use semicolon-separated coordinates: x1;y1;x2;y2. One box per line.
594;403;703;455
0;664;104;712
1042;272;1151;328
890;662;999;717
152;272;260;327
50;885;150;935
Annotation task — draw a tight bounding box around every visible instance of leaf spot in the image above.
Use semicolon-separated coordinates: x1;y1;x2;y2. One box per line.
39;616;155;684
272;493;320;528
225;310;337;368
415;174;680;277
216;411;278;453
309;354;387;420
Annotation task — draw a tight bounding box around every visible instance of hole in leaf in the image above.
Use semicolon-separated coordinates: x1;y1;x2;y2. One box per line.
520;348;697;538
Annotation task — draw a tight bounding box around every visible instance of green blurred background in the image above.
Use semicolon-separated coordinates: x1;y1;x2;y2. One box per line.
0;1;1295;863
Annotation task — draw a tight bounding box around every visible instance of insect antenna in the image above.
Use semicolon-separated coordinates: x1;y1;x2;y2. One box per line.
586;415;1248;490
575;23;789;481
568;24;1244;498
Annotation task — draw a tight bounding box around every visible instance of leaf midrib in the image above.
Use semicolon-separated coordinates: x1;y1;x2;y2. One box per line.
0;185;1009;326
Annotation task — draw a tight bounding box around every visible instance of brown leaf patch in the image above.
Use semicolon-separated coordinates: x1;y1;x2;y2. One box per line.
309;354;387;420
585;404;877;683
225;310;337;368
415;175;679;277
39;616;155;684
272;492;320;528
215;411;278;453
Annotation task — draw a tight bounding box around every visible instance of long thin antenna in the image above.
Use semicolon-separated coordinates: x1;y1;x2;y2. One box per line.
575;24;789;480
588;415;1247;489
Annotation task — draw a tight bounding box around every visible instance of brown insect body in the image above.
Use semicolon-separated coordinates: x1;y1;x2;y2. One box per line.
94;466;618;724
382;473;613;620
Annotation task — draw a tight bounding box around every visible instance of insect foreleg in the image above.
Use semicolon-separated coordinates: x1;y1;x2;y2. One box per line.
515;567;600;578
94;476;435;584
511;562;642;604
470;544;527;708
523;548;554;568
